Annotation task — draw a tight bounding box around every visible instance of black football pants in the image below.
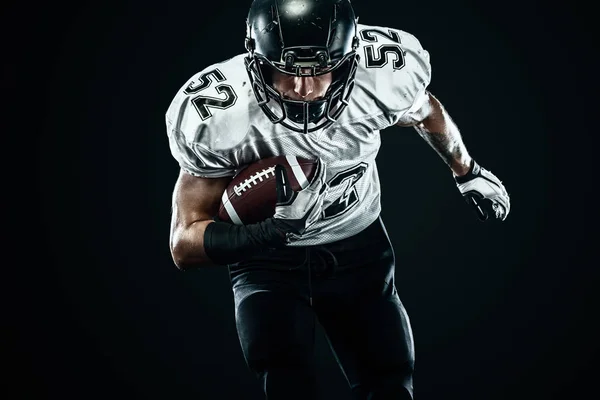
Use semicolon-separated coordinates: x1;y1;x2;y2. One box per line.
228;217;414;400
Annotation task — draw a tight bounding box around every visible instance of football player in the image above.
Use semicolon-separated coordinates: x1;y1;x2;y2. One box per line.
166;0;510;399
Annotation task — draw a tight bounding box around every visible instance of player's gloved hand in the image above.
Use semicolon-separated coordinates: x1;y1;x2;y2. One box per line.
454;159;510;221
203;159;328;265
272;159;328;241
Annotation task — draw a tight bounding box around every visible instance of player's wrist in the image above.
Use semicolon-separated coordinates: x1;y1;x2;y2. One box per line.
454;159;480;184
203;219;287;265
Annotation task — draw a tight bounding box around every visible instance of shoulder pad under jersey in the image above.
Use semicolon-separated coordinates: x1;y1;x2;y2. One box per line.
165;54;254;178
351;23;432;124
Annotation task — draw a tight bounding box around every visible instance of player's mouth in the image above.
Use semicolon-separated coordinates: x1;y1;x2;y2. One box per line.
282;94;325;102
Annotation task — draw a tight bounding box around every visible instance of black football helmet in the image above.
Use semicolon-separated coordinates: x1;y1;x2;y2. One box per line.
244;0;360;134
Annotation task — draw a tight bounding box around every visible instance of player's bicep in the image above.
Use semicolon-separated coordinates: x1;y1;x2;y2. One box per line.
171;169;232;228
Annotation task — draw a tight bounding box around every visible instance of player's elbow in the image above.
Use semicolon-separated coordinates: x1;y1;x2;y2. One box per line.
170;241;211;271
170;252;194;271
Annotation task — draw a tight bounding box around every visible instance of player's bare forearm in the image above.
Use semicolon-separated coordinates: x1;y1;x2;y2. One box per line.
169;171;231;270
398;92;472;177
414;94;472;176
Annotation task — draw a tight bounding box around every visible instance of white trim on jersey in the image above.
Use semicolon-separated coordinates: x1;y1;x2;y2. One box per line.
285;155;309;189
221;191;243;225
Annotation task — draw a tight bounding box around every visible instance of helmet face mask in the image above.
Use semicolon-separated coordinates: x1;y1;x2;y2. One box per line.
244;0;360;134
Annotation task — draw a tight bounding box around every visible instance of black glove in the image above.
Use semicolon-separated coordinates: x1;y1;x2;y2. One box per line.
454;160;510;221
204;159;328;265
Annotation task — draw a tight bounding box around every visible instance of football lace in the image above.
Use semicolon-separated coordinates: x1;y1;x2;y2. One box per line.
233;166;276;196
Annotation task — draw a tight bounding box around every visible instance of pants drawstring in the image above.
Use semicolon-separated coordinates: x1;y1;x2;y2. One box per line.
289;246;339;308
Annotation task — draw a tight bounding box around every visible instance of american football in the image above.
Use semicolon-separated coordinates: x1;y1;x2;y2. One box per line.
217;155;319;225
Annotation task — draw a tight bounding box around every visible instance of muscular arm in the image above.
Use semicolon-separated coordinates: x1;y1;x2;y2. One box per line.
169;169;232;270
397;92;472;176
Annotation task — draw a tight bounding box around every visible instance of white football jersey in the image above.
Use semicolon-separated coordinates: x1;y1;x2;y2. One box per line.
166;23;432;246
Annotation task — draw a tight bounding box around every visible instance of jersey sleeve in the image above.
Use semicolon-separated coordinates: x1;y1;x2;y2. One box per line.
164;60;249;179
165;119;237;178
354;24;432;124
388;31;432;121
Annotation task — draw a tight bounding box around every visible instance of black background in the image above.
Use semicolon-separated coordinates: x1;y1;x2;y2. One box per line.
5;0;598;399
